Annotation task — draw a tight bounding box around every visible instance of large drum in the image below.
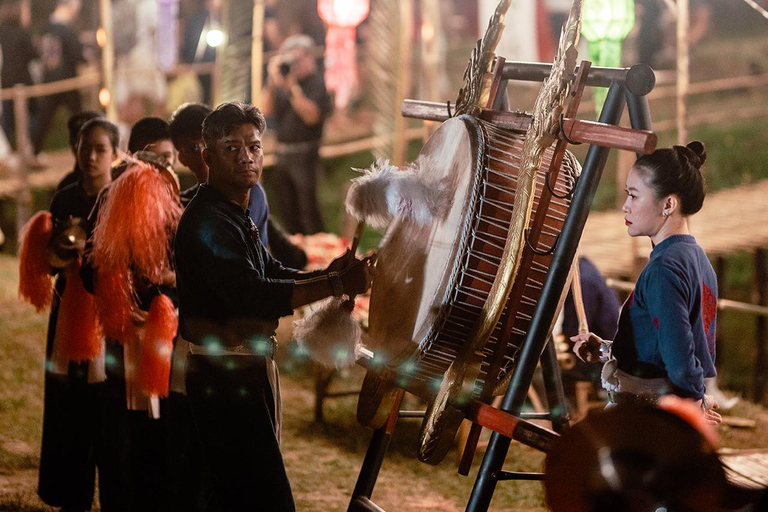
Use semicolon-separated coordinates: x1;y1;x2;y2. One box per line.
358;114;579;443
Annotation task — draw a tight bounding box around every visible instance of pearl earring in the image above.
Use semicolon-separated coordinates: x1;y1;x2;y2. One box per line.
662;211;668;217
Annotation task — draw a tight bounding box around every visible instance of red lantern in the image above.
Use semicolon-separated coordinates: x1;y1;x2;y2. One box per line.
318;0;370;109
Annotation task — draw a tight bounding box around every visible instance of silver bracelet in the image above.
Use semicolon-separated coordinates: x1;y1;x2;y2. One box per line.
327;272;344;297
598;340;613;362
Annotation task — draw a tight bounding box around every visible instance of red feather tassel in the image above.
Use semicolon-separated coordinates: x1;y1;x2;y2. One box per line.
91;162;181;284
18;211;54;311
94;267;135;343
136;294;177;397
55;259;103;361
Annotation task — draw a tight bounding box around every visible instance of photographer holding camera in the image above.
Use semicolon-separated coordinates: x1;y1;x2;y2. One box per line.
262;34;331;235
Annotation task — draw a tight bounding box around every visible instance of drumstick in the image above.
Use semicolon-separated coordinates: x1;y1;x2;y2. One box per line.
340;220;366;308
350;220;365;255
570;254;589;335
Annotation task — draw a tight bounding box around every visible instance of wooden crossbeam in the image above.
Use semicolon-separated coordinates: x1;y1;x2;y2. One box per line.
464;400;558;454
401;100;657;155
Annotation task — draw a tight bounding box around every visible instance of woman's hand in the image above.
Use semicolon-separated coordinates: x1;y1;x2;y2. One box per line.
699;394;722;425
570;332;606;363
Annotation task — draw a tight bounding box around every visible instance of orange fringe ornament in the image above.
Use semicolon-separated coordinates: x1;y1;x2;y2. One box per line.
91;161;182;283
136;294;177;397
18;211;54;311
55;259;103;361
94;267;136;343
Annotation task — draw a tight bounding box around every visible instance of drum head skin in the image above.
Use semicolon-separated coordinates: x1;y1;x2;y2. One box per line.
363;116;483;373
545;405;726;512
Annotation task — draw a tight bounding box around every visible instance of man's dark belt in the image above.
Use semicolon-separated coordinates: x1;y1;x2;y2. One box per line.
187;334;278;358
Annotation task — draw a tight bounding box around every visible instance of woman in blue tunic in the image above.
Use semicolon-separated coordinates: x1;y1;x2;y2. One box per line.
572;141;721;424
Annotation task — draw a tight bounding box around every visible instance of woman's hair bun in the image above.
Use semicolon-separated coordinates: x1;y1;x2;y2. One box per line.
685;140;707;167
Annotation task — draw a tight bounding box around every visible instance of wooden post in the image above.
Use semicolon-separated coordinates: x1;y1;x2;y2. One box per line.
393;0;413;166
676;0;689;145
420;0;442;141
715;256;726;371
753;248;767;402
13;84;32;229
251;0;265;107
99;0;117;121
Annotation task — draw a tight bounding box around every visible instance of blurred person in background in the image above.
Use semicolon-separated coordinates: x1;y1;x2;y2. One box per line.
0;0;38;149
169;102;211;207
126;116;176;167
560;256;621;389
31;0;85;164
113;0;166;128
261;35;331;235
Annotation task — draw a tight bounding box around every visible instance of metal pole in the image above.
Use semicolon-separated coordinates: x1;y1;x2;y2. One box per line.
465;81;627;512
539;338;570;434
625;90;654;152
348;391;404;512
502;62;655;95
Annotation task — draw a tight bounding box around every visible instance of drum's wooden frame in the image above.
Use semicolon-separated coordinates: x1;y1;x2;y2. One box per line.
347;61;657;512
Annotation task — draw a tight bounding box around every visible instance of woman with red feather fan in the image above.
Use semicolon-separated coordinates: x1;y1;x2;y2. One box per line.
84;137;183;511
18;117;119;511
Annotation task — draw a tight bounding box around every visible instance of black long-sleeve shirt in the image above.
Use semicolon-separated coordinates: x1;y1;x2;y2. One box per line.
175;184;303;347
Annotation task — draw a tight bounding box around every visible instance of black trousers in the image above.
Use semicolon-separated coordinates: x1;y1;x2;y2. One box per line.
164;390;211;512
186;354;295;512
38;302;126;512
38;367;98;510
269;146;325;235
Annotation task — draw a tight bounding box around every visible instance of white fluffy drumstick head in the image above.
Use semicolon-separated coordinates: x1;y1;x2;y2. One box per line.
387;158;450;227
345;159;398;229
345;157;451;229
293;297;362;369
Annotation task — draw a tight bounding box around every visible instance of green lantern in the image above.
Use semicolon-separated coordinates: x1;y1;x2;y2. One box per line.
581;0;636;114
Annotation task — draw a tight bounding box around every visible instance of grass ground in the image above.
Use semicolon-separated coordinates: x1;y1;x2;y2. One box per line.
1;251;767;511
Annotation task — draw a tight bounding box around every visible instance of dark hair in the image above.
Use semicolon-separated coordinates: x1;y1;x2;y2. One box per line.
67;111;101;151
202;102;266;150
127;117;172;153
79;117;119;152
633;141;707;216
169;102;212;149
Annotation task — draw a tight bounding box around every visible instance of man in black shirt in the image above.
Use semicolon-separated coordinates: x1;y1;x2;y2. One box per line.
261;34;331;235
174;101;373;511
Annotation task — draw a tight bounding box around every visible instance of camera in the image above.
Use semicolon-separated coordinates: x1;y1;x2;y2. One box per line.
279;59;294;77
